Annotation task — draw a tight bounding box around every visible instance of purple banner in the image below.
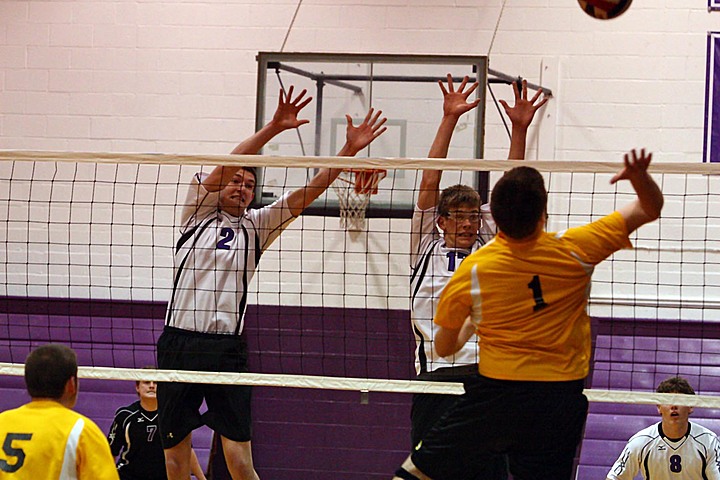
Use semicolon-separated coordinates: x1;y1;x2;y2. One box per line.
711;0;720;10
705;32;720;163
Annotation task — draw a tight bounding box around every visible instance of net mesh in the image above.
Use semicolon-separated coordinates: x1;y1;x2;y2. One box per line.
1;151;720;405
331;168;387;231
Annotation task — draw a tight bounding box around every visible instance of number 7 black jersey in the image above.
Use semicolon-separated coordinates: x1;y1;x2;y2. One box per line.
607;422;720;480
165;173;296;335
107;400;166;480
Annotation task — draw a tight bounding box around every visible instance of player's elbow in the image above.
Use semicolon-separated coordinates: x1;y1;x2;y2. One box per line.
434;328;459;357
435;342;453;358
645;197;664;221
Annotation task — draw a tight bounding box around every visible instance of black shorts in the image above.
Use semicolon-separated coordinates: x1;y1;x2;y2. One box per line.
411;375;587;480
156;326;252;448
411;366;508;480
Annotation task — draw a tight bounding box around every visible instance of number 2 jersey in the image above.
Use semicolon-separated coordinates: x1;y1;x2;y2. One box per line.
435;211;632;382
409;204;495;375
165;173;296;335
607;421;720;480
0;400;118;480
107;401;165;480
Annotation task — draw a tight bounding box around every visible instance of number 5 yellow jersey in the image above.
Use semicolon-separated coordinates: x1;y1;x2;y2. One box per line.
434;211;632;382
0;400;119;480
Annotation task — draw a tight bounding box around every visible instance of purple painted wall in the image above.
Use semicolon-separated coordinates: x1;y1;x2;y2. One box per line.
4;296;720;479
0;296;415;478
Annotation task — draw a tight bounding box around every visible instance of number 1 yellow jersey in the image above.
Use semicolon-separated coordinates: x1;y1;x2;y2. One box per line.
434;211;632;382
0;400;119;480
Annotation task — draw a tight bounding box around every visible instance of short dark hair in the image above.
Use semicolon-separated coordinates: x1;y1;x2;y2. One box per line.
490;166;547;239
438;184;481;217
24;344;78;399
656;376;695;395
241;167;257;182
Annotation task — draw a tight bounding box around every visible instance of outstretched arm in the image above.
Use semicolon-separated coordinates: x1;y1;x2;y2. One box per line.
203;86;312;192
613;148;664;234
285;108;387;217
418;74;481;210
499;79;549;160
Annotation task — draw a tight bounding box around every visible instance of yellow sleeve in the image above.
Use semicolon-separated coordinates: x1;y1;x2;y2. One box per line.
77;420;120;480
434;259;475;330
561;211;632;264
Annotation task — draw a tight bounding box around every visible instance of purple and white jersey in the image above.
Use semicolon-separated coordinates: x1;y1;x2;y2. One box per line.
165;173;295;335
409;203;494;374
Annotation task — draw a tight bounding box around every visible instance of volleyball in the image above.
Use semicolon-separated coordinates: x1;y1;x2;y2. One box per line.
577;0;632;20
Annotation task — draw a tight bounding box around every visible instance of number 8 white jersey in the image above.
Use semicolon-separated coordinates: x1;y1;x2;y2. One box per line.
607;422;720;480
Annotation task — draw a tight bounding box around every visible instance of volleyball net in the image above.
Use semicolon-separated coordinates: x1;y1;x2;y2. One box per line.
1;151;720;406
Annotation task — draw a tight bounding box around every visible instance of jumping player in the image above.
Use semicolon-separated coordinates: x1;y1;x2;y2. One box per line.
395;148;664;480
409;74;547;477
157;86;387;480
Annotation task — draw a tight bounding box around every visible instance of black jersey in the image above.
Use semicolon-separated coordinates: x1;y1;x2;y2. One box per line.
107;400;166;480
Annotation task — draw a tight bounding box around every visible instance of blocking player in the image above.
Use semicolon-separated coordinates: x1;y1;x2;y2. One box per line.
409;74;547;476
157;86;387;480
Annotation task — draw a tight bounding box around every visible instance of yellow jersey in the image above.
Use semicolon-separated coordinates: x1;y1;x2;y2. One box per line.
434;211;632;382
0;400;119;480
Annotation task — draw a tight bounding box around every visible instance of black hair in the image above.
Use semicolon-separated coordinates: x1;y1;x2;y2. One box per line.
490;166;547;239
25;344;78;399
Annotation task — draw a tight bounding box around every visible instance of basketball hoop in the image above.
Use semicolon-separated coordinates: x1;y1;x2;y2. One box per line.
332;168;387;231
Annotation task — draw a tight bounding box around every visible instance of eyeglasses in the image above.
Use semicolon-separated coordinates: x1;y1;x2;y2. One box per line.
444;212;481;222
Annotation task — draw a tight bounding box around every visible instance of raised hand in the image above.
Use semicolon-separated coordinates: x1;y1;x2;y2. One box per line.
342;107;388;156
499;79;549;129
439;74;481;119
270;86;312;131
610;148;653;184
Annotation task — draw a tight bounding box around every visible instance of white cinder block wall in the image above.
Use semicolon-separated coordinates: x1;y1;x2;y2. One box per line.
1;1;718;314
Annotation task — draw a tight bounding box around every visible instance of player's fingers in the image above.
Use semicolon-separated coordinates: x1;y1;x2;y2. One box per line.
372;116;388;132
458;75;469;91
296;96;312;110
464;81;479;98
530;88;543;104
438;80;449;95
292;88;307;105
534;96;549;110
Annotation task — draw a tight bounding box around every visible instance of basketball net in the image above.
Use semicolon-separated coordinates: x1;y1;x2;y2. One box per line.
332;168;387;231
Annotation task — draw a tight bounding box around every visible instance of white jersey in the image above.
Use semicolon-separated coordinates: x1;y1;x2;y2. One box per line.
607;422;720;480
409;204;495;375
165;173;295;334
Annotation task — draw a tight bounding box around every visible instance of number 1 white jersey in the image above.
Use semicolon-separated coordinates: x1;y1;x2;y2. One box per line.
409;204;495;375
165;173;296;335
607;421;720;480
